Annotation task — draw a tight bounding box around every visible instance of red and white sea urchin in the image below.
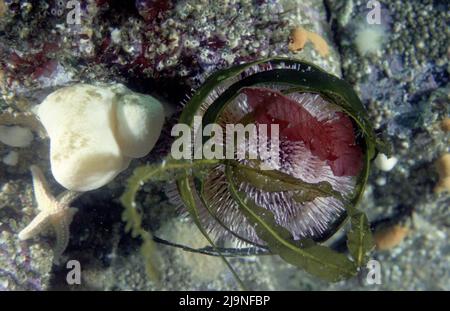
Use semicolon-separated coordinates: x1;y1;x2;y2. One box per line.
197;85;363;245
122;58;381;281
163;57;377;249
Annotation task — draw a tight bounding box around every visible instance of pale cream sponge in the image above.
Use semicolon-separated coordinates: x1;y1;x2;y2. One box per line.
36;83;165;191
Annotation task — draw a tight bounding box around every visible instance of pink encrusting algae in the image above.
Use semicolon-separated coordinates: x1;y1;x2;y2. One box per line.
243;87;363;177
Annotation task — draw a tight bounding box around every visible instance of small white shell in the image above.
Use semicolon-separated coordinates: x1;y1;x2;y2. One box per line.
375;153;398;172
0;125;33;147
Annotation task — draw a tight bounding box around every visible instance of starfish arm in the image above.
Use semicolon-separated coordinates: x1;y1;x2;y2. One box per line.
20;165;82;261
51;207;78;262
18;211;51;240
30;165;55;211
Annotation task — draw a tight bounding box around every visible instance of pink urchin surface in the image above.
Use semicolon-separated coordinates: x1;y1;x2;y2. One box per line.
198;87;364;244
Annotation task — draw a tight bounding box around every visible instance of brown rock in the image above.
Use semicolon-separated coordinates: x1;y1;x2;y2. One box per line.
440;118;450;132
374;225;409;251
434;153;450;194
288;27;308;52
288;27;329;57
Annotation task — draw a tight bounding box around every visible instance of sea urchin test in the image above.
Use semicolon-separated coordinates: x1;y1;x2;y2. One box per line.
37;83;164;191
169;58;382;245
122;58;386;282
197;87;363;243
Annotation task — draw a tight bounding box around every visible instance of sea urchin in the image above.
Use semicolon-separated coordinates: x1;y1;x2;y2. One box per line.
170;58;378;246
